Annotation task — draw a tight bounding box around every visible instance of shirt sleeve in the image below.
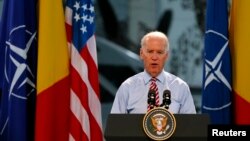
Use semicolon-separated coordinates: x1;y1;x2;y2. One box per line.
110;82;128;113
179;84;197;114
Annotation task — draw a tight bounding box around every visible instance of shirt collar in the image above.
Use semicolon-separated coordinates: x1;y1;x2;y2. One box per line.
143;70;165;85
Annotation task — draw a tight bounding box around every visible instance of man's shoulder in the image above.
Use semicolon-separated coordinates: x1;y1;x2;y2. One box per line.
121;72;145;85
163;71;188;85
125;72;144;81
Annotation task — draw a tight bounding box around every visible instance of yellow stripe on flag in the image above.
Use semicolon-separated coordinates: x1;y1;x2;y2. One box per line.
37;0;69;94
230;0;250;103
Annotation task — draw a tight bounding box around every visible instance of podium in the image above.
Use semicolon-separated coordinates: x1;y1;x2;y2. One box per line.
104;114;210;141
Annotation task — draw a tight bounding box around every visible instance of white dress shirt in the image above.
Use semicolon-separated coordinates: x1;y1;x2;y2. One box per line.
110;70;196;114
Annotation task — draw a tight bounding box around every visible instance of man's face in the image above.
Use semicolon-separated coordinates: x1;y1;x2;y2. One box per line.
140;37;168;77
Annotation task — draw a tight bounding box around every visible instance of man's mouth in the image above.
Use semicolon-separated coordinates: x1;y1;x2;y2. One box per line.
151;63;158;66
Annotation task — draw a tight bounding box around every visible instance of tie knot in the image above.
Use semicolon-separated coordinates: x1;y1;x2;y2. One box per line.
151;77;157;82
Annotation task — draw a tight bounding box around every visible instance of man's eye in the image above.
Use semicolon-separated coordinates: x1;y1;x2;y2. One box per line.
158;51;164;54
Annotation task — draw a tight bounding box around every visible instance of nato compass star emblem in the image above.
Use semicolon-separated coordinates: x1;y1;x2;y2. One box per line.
204;30;231;91
4;25;37;100
203;29;231;110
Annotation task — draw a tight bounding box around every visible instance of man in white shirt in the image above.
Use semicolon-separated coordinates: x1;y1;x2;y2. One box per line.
111;31;196;114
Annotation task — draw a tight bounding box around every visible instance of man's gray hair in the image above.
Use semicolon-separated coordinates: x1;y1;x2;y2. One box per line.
140;31;170;52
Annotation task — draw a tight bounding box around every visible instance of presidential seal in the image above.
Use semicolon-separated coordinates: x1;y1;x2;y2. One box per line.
143;107;176;140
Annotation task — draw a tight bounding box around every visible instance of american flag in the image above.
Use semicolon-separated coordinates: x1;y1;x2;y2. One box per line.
65;0;103;140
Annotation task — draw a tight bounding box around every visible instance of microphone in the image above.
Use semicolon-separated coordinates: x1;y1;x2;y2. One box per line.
147;89;156;110
161;90;171;109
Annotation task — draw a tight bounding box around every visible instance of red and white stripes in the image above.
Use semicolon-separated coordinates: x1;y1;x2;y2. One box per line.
65;0;103;140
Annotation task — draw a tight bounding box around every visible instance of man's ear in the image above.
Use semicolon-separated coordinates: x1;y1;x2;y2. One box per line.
139;48;143;60
165;52;169;60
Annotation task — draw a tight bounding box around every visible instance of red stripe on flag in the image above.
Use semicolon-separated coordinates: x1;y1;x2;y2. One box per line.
80;45;100;97
65;23;72;44
233;90;250;125
35;77;70;141
69;110;88;141
70;64;89;109
70;63;103;141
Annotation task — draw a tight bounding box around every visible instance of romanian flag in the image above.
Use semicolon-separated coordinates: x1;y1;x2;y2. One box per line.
0;0;37;140
201;0;232;124
229;0;250;124
35;0;70;140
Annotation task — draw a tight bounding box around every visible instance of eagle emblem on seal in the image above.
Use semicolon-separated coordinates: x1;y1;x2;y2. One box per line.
151;113;170;135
